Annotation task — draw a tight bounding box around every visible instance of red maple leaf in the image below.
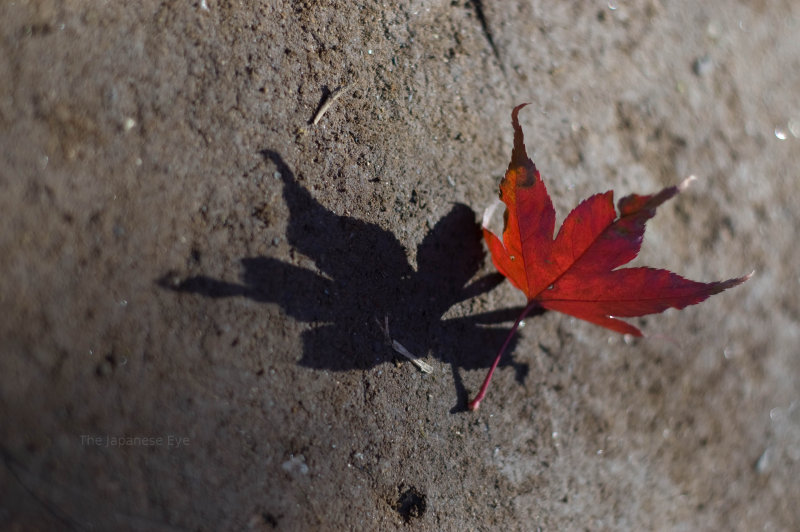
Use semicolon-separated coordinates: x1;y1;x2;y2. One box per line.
468;104;752;410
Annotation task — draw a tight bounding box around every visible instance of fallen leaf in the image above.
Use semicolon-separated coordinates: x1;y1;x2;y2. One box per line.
469;104;752;410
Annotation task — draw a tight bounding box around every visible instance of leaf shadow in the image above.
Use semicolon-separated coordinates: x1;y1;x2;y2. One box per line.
158;150;544;411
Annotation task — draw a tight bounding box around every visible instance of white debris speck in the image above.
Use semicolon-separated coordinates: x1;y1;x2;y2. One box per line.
282;454;309;475
756;447;771;473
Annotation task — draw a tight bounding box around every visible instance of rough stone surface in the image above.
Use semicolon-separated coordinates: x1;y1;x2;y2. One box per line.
2;1;799;529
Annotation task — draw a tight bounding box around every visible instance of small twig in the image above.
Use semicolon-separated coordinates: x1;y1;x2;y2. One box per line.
374;316;433;374
311;84;351;125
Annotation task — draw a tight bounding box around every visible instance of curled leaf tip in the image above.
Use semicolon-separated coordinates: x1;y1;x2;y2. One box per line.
508;104;538;187
481;198;503;231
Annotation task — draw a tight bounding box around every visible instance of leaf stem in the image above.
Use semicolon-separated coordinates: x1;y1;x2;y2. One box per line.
468;300;540;411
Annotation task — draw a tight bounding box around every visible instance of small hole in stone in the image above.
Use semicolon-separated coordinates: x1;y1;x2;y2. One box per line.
395;484;426;523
